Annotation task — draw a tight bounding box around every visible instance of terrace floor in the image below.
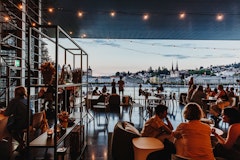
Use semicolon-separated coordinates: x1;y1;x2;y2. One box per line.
82;99;228;160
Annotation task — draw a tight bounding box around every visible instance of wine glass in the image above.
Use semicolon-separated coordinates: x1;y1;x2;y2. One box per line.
210;119;215;128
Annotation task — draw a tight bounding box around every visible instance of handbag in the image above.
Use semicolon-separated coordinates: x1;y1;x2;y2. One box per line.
7;115;16;131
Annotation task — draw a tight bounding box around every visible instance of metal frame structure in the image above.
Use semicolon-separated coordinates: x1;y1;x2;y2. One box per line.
27;25;88;160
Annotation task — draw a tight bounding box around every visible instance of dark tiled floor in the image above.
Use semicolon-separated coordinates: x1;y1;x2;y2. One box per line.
82;101;185;160
82;101;229;160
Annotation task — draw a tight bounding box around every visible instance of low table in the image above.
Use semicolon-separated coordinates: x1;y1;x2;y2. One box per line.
211;127;224;136
0;114;10;140
132;137;164;160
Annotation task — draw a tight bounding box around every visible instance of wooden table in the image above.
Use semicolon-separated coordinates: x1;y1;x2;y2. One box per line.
86;95;100;108
202;97;217;104
0;114;10;140
132;137;164;160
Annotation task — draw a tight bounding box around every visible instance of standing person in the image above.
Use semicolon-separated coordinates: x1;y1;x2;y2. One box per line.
4;86;33;152
111;79;116;94
117;76;125;96
157;84;164;93
173;103;214;160
212;107;240;160
139;83;143;96
188;77;194;90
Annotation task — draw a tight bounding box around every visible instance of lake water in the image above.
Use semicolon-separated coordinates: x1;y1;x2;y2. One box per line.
86;84;189;100
86;83;240;100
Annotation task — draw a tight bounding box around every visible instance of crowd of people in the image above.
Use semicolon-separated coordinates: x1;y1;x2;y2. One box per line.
185;77;239;123
2;76;240;160
139;77;240;160
141;102;240;160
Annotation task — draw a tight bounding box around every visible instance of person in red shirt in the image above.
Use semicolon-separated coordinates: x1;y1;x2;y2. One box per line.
117;76;125;96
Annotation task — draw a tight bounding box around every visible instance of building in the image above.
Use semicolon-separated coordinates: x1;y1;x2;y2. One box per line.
170;61;179;78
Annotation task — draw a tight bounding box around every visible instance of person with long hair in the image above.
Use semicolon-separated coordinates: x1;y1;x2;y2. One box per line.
173;103;215;160
190;85;207;117
212;107;240;160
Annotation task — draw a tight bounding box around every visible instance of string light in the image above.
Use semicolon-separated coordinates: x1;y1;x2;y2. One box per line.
32;22;36;27
179;12;186;19
216;13;224;21
81;33;87;38
47;21;52;25
110;11;116;17
77;11;83;17
45;9;232;23
4;16;10;22
48;8;54;13
143;13;149;20
18;4;23;10
69;31;73;35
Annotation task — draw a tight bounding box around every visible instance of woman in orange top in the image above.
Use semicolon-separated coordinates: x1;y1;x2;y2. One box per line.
173;103;215;160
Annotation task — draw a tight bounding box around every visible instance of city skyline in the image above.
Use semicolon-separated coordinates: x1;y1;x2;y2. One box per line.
47;39;240;76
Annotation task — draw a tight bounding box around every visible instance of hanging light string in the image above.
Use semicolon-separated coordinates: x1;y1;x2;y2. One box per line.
45;7;234;36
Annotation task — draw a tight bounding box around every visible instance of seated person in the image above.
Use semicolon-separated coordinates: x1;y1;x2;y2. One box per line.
92;87;100;95
205;84;212;94
190;85;207;117
101;85;107;94
210;88;218;97
4;86;34;152
173;103;214;160
157;84;164;93
210;84;231;124
214;84;229;101
186;84;197;103
212;107;240;160
210;104;222;127
142;104;175;160
141;104;174;142
228;87;235;98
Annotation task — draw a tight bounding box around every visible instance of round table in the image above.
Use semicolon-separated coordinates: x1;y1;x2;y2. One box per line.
211;127;224;136
132;137;164;160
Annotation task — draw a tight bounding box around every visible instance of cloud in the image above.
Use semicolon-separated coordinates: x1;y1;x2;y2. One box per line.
162;54;190;59
93;39;121;47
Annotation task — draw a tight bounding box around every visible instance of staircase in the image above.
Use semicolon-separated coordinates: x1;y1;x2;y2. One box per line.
0;1;24;106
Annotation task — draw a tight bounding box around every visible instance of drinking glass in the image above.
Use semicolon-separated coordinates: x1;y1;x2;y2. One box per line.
210;119;215;128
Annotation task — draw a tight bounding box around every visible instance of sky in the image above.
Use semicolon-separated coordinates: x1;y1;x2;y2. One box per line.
47;39;240;76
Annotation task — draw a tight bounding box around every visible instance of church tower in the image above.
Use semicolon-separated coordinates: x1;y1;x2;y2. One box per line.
170;61;179;78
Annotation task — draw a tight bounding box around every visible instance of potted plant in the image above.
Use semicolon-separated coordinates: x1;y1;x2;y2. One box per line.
57;111;69;128
39;62;56;85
